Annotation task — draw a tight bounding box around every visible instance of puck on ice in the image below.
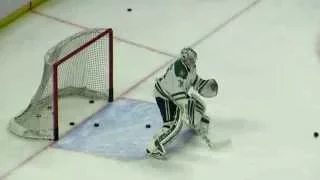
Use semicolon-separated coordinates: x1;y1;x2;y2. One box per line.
314;132;319;138
94;123;99;127
89;100;95;104
145;124;151;128
69;122;75;126
127;8;132;12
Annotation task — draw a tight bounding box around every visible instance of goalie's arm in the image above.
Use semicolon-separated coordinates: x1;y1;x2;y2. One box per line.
192;75;207;92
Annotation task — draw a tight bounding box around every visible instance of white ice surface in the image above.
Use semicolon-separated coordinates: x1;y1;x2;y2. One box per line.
1;0;320;180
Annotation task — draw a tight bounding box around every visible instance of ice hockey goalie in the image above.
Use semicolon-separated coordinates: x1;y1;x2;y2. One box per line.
146;47;218;160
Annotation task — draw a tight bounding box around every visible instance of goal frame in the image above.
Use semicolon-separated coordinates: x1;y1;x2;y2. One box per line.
52;28;114;141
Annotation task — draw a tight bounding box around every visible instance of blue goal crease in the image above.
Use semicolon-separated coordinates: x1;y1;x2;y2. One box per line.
54;98;193;160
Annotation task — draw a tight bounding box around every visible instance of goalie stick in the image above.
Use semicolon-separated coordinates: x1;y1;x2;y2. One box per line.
201;135;232;150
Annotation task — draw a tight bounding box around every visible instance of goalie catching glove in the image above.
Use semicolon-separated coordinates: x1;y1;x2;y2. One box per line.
193;77;218;98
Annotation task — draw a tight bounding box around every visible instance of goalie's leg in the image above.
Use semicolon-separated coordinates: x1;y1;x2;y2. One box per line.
187;94;210;136
146;97;183;159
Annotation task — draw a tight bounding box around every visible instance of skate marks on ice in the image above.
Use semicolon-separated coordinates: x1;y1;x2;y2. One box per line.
53;98;198;160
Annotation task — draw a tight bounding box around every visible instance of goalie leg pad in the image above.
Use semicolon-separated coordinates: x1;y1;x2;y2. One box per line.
196;115;210;135
187;94;206;126
186;94;210;135
147;97;184;156
190;93;206;113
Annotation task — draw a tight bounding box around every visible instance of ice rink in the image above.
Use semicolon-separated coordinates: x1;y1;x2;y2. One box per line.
0;0;320;179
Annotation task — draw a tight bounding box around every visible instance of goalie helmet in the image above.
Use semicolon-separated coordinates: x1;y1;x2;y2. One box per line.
180;47;197;69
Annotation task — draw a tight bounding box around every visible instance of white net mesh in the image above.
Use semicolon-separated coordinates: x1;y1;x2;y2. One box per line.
8;28;113;140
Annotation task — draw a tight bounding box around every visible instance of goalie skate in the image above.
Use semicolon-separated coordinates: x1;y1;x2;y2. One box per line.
146;149;167;160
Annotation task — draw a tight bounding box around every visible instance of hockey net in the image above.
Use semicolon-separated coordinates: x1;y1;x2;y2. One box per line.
8;28;114;141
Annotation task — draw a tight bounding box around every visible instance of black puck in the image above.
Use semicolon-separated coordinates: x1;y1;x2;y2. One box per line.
127;8;132;12
47;105;52;110
36;114;41;118
145;124;151;128
314;132;319;138
94;123;99;127
69;122;75;126
89;100;95;104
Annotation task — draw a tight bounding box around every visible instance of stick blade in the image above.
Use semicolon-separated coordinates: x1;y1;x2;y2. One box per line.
202;135;232;151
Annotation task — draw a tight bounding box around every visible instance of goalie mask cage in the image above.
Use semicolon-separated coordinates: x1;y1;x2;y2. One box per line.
8;28;114;141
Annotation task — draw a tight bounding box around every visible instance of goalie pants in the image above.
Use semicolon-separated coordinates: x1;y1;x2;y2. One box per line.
151;97;184;154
